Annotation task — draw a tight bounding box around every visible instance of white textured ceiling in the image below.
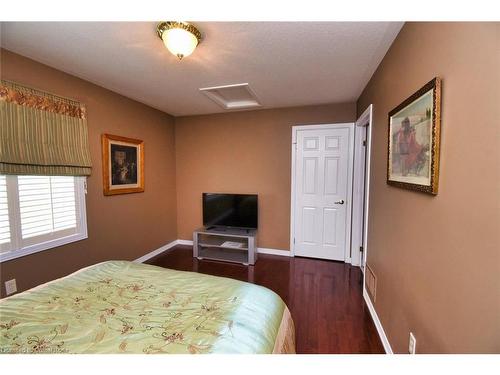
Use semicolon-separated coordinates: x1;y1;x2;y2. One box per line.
0;22;403;116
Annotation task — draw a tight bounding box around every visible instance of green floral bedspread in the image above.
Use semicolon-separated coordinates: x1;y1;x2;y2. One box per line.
0;261;285;354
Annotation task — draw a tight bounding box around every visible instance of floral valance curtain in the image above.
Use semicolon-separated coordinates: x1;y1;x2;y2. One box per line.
0;80;92;176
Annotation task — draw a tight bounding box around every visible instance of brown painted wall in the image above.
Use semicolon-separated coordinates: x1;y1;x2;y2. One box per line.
175;104;356;250
0;49;178;297
357;23;500;353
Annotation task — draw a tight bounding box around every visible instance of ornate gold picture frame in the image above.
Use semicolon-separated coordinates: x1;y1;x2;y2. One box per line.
102;134;144;195
387;77;442;195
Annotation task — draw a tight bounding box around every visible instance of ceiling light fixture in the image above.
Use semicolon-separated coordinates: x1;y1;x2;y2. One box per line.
156;21;202;60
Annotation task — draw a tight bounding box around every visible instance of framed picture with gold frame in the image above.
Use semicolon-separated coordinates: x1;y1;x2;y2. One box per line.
387;77;442;195
101;134;144;195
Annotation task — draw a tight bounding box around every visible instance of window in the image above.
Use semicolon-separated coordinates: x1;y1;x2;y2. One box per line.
0;175;87;262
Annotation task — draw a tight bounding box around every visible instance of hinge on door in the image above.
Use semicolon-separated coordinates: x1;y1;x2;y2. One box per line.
362;140;367;147
359;246;364;252
294;238;296;244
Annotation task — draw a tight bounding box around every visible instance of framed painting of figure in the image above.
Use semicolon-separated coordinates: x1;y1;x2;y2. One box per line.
102;134;144;195
387;77;442;195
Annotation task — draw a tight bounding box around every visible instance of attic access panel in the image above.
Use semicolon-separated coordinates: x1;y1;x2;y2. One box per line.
199;83;261;110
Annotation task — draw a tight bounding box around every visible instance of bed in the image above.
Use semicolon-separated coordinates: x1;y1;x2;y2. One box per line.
0;261;295;354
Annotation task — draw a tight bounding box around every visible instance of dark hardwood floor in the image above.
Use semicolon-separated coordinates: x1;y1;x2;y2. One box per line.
146;245;384;354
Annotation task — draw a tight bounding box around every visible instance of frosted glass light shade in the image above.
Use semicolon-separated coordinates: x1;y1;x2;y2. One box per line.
162;27;199;60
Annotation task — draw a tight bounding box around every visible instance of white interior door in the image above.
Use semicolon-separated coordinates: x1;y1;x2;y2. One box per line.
292;124;354;261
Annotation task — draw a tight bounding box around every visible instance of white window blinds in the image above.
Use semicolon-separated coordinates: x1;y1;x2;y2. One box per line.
0;175;87;262
18;176;77;239
0;175;10;245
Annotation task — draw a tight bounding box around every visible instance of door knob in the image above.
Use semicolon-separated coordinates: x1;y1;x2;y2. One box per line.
334;199;345;205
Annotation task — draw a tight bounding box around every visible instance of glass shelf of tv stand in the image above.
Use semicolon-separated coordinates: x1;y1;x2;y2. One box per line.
193;227;257;266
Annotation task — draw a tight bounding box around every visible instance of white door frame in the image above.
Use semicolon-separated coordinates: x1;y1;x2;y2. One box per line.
351;104;373;271
290;122;355;262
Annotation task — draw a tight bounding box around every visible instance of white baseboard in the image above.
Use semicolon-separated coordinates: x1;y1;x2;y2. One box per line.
257;247;291;257
133;240;178;263
176;239;194;246
161;239;291;258
363;288;393;354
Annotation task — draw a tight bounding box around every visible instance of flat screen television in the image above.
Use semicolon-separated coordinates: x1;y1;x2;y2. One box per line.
202;193;258;230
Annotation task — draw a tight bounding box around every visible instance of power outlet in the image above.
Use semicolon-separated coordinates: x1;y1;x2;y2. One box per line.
409;332;417;354
5;279;17;295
